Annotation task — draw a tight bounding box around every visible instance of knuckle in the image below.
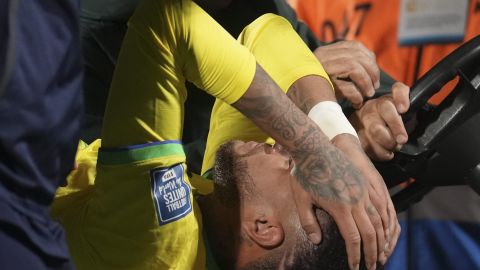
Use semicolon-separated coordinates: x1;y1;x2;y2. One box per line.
351;68;366;80
348;232;362;245
372;221;383;233
340;84;356;95
365;229;377;241
379;99;395;112
381;209;390;222
372;215;383;227
337;56;352;67
371;124;385;138
367;254;377;262
367;202;380;214
378;201;388;212
362;113;376;124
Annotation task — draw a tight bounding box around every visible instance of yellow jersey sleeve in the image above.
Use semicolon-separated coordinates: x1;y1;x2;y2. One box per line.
180;1;257;104
102;0;256;148
202;14;333;175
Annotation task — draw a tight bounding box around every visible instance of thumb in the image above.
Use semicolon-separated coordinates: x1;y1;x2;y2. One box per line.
290;180;323;244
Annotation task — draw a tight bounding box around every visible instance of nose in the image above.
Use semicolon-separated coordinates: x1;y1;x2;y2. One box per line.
244;141;260;152
264;143;274;154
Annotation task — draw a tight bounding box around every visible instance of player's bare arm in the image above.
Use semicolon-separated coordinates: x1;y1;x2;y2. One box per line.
233;64;385;270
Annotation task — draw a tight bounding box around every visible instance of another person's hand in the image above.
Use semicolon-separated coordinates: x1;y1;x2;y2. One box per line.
349;82;410;161
331;134;401;266
314;41;380;108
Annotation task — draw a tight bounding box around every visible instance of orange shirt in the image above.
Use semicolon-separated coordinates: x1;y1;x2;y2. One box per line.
294;0;480;104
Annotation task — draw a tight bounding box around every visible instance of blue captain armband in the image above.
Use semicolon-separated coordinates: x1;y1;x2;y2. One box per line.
150;164;192;226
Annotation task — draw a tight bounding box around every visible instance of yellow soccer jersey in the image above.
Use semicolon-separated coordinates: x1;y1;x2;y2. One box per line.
52;3;332;269
201;14;333;175
101;0;256;148
53;0;257;269
53;141;215;270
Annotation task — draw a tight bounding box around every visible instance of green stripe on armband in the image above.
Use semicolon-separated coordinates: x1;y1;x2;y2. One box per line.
98;142;185;165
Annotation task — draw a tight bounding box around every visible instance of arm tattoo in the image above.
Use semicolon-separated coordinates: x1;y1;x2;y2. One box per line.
234;64;364;204
286;83;322;114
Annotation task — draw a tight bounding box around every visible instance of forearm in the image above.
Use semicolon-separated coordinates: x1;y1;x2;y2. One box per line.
233;65;329;149
233;64;364;202
286;74;336;114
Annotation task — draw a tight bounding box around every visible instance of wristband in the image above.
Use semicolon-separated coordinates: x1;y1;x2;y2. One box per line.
307;101;358;141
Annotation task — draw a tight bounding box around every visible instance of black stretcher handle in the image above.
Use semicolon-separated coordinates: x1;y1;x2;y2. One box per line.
384;35;480;212
404;35;480;121
375;35;480;191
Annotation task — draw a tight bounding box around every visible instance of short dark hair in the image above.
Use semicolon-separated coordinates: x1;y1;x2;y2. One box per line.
211;141;248;269
213;141;241;208
213;141;257;208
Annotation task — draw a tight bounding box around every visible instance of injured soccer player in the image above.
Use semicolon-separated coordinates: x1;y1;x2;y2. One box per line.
52;1;403;268
197;64;400;270
197;13;406;267
60;73;404;268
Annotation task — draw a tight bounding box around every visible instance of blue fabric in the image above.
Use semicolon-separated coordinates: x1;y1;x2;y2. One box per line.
386;220;480;270
0;223;73;270
0;0;82;268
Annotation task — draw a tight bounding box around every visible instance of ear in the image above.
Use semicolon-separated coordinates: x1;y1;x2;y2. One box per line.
242;215;285;249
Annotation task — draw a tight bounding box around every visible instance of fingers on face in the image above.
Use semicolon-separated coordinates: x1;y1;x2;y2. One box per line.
353;207;380;270
332;212;362;270
385;200;401;257
290;181;323;244
385;218;401;258
391;82;410;114
367;195;388;265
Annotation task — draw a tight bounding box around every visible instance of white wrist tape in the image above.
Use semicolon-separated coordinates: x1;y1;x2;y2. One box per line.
308;101;358;141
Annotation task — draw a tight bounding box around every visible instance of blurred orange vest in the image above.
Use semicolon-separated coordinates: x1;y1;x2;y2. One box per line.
294;0;480;104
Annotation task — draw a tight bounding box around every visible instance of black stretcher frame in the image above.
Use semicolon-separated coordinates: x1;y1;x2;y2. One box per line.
376;35;480;212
